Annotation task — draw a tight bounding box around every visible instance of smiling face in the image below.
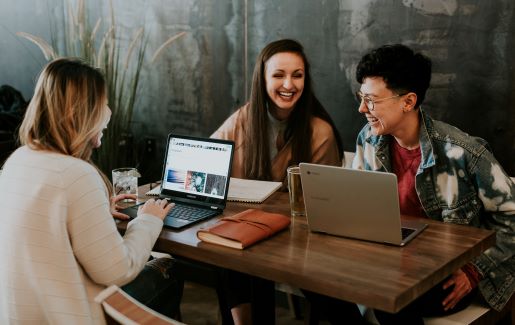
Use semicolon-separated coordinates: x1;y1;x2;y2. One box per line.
358;76;422;148
264;52;305;120
358;77;410;137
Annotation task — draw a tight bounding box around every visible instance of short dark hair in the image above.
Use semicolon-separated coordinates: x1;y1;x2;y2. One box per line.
356;44;432;108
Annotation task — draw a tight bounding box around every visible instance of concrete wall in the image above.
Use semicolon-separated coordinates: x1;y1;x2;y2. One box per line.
1;0;514;178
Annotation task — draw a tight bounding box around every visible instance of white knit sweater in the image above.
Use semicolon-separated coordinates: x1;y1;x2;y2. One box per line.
0;146;163;324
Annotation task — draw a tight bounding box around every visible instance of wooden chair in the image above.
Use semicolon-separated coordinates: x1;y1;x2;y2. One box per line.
95;285;184;325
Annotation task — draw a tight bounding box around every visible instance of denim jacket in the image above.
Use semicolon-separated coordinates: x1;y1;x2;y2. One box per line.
352;109;514;311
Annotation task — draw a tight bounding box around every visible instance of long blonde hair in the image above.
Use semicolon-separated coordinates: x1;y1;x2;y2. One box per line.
19;58;112;195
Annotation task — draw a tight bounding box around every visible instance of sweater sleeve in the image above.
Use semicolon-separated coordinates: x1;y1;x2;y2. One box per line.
310;117;341;167
211;109;243;140
65;163;163;287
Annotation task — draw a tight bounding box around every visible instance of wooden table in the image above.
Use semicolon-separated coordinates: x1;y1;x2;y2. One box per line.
118;184;496;313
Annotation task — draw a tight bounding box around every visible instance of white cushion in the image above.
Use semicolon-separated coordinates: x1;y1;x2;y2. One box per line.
359;301;491;325
424;302;490;325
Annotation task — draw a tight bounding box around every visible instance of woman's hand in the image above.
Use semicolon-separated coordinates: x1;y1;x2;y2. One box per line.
442;268;473;311
110;194;137;220
138;198;174;221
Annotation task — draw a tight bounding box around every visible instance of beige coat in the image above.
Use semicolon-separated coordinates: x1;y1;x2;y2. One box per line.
211;104;341;183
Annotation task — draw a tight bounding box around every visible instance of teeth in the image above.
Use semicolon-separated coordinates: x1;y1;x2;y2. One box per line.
279;92;293;97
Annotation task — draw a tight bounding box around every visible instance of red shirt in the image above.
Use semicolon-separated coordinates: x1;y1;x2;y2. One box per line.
390;140;426;218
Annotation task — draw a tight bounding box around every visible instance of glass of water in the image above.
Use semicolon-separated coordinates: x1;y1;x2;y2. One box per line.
112;167;140;200
287;165;305;217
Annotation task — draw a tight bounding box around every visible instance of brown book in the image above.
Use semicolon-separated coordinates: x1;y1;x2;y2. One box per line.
196;209;291;249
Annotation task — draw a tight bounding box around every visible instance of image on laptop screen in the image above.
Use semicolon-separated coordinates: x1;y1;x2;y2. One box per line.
161;136;233;200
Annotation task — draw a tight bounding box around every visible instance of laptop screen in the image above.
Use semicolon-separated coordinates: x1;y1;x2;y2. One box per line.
160;134;234;207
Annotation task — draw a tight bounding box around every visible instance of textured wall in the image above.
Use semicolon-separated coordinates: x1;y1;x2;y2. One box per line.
0;0;55;98
1;0;514;178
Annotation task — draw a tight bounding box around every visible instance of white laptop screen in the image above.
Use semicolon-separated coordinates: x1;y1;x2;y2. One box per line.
161;136;233;200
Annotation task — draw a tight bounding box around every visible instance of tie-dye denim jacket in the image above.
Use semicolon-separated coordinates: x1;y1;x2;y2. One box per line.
352;109;514;311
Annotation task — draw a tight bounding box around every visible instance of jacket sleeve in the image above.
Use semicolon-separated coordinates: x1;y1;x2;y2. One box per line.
470;149;515;310
65;164;163;287
351;125;368;170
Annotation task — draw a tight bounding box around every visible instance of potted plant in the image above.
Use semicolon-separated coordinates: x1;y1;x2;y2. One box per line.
17;0;185;173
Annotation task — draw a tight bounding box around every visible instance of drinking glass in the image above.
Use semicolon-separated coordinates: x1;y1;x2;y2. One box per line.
287;165;305;217
112;168;140;200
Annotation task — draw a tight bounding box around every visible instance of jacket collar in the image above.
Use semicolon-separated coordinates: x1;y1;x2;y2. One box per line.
364;108;436;170
418;108;436;169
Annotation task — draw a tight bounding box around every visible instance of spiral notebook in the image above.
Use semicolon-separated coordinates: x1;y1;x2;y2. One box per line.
146;177;282;203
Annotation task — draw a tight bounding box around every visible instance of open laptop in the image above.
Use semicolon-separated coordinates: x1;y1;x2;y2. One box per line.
299;163;427;246
121;134;234;229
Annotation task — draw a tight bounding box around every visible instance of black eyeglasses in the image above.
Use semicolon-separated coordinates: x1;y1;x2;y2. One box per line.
355;91;407;111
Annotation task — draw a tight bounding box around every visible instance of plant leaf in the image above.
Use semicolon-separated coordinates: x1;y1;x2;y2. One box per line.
150;31;186;63
96;27;111;67
91;18;102;44
124;27;144;70
16;31;56;60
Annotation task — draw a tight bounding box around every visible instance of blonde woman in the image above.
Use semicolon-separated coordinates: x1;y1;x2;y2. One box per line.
0;58;182;324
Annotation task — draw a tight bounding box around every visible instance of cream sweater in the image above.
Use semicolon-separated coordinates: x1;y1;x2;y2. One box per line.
0;146;163;324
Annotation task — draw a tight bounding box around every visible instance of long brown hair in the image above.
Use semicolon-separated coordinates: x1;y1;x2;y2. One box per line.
19;58;113;195
243;39;343;180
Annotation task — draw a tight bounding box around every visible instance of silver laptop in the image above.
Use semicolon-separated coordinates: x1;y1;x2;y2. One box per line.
299;163;427;246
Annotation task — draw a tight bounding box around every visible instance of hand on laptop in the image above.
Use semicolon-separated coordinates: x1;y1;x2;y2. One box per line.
110;194;138;220
139;199;175;221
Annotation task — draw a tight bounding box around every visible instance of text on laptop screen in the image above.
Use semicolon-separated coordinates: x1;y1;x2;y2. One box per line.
161;137;232;199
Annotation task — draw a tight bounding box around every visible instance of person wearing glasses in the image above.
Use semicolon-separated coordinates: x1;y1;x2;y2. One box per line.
353;44;514;324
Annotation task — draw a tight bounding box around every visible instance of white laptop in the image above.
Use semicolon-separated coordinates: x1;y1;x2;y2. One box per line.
299;163;427;246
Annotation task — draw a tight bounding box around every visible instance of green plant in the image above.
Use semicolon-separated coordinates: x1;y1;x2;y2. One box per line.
17;0;185;173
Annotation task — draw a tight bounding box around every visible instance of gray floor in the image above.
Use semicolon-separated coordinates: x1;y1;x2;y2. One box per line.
180;281;306;325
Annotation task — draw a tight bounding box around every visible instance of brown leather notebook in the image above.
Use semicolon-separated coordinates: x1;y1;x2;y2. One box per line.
196;209;291;249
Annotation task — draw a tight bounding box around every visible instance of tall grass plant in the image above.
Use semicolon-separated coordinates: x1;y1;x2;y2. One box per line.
17;0;185;173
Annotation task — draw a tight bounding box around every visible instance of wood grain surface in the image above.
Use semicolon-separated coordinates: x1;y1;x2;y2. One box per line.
117;183;496;313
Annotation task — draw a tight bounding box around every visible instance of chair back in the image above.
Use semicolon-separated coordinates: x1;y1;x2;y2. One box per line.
95;285;184;325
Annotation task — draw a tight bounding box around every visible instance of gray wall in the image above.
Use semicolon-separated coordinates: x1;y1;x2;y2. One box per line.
1;0;514;178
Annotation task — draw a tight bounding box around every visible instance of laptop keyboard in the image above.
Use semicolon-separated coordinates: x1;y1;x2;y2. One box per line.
401;227;416;239
129;202;217;222
167;204;217;221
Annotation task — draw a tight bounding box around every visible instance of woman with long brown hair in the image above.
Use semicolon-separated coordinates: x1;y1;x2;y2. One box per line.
212;40;358;324
212;39;343;184
0;58;182;324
